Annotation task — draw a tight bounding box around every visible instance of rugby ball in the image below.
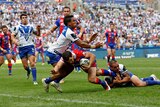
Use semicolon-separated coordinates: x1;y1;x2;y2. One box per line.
80;58;89;66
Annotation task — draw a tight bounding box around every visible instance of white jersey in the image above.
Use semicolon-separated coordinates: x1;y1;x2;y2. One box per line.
13;24;36;47
47;26;79;54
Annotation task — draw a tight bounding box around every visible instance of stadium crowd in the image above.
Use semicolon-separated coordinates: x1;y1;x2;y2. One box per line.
0;1;160;50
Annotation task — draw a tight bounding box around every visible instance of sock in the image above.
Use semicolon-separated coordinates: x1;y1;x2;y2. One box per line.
8;63;12;74
45;77;53;84
141;77;153;81
107;55;110;63
146;80;160;86
112;56;115;60
31;68;37;81
101;69;115;77
95;77;107;90
101;69;111;75
25;67;31;74
54;77;63;83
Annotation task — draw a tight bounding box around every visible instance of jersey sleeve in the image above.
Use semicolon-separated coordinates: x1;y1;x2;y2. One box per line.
55;19;60;27
73;49;85;58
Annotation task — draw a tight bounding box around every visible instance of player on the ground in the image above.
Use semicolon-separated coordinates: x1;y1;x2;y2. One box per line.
106;60;160;87
104;21;120;65
42;49;112;93
42;15;102;92
11;13;41;85
0;25;13;75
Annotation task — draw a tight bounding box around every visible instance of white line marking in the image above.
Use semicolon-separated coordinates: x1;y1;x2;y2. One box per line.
0;93;151;107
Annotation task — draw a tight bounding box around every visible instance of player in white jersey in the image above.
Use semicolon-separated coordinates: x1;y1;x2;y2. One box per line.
42;15;102;92
11;13;41;85
46;15;101;67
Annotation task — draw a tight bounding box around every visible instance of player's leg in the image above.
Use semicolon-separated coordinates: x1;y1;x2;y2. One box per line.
111;49;116;61
107;48;111;63
40;51;45;65
130;75;147;86
21;57;31;79
132;74;160;86
19;47;31;79
96;68;114;77
35;51;38;63
6;53;12;75
28;55;37;85
42;62;74;92
87;67;111;90
11;51;16;64
0;55;4;66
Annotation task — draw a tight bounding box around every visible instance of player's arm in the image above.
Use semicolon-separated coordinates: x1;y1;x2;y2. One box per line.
33;25;41;36
116;36;120;49
75;38;102;49
113;72;130;84
11;33;18;45
46;25;58;36
84;52;96;67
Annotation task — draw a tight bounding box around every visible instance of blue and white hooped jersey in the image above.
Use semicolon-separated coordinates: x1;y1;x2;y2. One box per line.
13;24;36;47
47;26;79;54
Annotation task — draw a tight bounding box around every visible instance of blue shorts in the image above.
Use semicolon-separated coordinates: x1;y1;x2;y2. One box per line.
36;48;44;53
18;45;35;59
12;51;16;56
46;51;61;65
0;48;11;56
106;43;116;49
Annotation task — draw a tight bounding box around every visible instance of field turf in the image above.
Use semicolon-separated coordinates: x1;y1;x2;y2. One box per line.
0;58;160;107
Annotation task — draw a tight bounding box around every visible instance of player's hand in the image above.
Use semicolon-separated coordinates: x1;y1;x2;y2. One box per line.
2;49;7;53
94;42;103;48
80;64;90;71
88;33;98;43
36;25;41;30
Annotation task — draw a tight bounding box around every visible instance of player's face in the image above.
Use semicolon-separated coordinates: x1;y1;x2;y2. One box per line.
21;16;28;25
110;62;119;73
69;17;77;29
2;27;8;34
110;24;114;30
63;8;70;16
66;55;74;64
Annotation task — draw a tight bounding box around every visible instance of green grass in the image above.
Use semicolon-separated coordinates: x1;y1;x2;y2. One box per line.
0;58;160;107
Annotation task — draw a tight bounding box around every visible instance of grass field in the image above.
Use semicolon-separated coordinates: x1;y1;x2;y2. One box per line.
0;58;160;107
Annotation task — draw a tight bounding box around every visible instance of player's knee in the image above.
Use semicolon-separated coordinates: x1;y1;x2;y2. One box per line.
134;82;146;87
88;77;96;83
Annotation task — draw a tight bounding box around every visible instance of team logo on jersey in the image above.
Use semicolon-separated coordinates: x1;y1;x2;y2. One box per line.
71;34;77;39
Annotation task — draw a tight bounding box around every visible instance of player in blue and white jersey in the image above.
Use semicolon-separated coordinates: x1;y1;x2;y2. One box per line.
11;13;41;85
42;15;102;92
106;60;160;88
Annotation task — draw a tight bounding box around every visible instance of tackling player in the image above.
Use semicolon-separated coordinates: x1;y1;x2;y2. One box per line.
42;15;102;92
107;60;160;87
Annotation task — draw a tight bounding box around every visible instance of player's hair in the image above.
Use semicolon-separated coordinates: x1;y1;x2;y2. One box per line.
64;15;74;26
62;51;72;62
20;13;27;19
1;25;8;29
62;6;70;11
109;60;117;67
